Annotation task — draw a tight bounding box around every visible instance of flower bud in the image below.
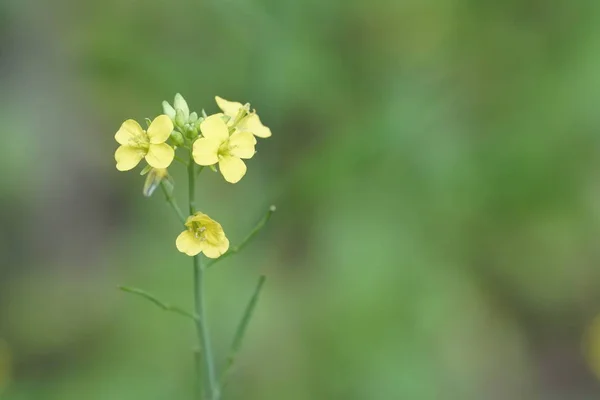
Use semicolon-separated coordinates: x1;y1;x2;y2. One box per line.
185;124;199;140
143;168;172;197
175;109;186;129
174;93;189;120
162;101;176;120
170;130;184;147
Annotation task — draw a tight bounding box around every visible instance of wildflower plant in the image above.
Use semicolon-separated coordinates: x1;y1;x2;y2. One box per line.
114;94;275;400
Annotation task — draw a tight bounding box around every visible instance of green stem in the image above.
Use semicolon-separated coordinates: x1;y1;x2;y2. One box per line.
194;348;203;399
206;205;276;268
118;286;198;321
188;157;220;400
161;181;186;226
188;161;197;215
221;275;266;389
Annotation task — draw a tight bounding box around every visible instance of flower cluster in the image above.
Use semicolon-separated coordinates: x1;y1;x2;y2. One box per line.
113;94;272;258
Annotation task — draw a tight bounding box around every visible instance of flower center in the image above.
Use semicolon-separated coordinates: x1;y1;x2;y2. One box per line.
191;223;207;241
217;139;231;158
130;131;150;150
230;105;250;128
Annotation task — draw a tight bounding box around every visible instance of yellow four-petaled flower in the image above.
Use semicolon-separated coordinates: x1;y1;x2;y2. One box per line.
115;115;175;171
176;212;229;258
215;96;272;138
192;115;256;183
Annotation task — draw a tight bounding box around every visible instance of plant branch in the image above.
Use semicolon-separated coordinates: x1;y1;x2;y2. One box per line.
220;275;266;389
188;161;197;215
118;286;198;322
188;155;220;400
206;205;276;268
161;181;187;225
174;154;188;165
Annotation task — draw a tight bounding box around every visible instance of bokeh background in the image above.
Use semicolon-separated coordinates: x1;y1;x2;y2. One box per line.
2;0;600;399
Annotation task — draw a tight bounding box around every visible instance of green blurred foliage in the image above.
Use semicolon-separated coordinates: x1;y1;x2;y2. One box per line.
2;0;600;399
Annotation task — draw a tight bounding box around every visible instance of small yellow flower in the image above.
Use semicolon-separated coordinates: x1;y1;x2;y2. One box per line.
114;115;175;171
192;114;256;183
215;96;272;138
176;212;229;258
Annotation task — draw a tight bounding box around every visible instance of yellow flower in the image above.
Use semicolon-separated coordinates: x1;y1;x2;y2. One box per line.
176;212;229;258
215;96;272;138
192;114;256;184
114;115;175;171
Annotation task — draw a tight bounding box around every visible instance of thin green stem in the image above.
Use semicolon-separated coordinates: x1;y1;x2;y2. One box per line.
193;257;219;400
206;205;276;268
188;161;196;215
174;155;188;165
118;286;198;322
161;181;186;226
220;275;266;389
194;348;203;399
188;155;220;400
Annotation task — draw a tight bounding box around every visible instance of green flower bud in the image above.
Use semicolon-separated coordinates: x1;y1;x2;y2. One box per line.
189;112;198;123
170;130;184;147
185;125;198;140
175;109;186;129
162;101;176;120
174;93;189;120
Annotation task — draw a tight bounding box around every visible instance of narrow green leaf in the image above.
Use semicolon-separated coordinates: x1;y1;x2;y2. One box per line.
221;275;267;388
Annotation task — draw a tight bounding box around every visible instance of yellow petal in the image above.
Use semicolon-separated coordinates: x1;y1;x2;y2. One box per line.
200;114;229;142
239;113;271;138
228;131;256;159
185;212;205;226
147;115;174;144
203;221;226;244
115;119;144;145
203;237;230;259
215;96;244;118
185;212;220;231
192;138;220;165
219;156;247;183
176;231;204;256
145;143;174;169
115;145;145;171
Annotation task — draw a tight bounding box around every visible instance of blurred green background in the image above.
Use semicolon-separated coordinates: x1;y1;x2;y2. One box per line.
2;0;600;399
